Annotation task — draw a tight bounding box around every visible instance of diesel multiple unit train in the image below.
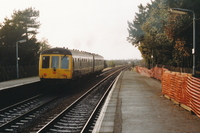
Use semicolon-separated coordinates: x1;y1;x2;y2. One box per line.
39;48;104;82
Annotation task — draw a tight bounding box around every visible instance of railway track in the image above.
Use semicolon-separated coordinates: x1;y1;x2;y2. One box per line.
0;91;69;132
0;65;130;132
36;67;126;133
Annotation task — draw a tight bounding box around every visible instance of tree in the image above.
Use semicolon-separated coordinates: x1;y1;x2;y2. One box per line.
38;37;51;53
166;0;200;68
106;60;115;67
127;0;200;70
0;7;41;66
127;4;147;47
141;0;174;66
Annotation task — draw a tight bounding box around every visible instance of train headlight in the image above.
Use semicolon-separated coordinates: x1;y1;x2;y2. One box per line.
43;73;47;78
62;74;67;78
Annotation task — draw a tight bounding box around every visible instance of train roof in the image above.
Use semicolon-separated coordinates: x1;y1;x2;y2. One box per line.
70;50;93;58
41;48;104;59
93;54;104;59
41;48;72;55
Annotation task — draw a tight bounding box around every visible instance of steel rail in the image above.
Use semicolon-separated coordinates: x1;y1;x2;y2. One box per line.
0;93;60;132
37;66;128;132
0;93;43;112
80;78;117;133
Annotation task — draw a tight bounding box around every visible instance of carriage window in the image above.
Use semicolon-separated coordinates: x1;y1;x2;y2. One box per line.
42;56;50;68
52;56;59;68
61;56;69;69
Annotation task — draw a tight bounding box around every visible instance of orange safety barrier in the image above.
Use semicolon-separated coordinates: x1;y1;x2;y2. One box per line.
181;73;191;106
136;66;168;80
150;67;163;80
161;72;191;106
135;66;151;77
162;71;171;96
173;73;191;105
186;77;200;117
136;66;200;117
162;71;176;99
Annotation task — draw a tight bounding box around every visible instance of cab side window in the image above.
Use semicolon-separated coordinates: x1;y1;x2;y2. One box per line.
42;56;50;68
61;56;69;69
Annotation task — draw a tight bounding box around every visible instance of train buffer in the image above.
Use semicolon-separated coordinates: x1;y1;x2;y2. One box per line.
93;71;200;133
0;76;40;91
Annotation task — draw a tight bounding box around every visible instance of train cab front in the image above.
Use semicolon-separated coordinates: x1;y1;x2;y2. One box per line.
39;53;73;84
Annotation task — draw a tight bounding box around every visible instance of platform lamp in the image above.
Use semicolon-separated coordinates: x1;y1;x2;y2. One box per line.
170;8;196;76
16;39;27;79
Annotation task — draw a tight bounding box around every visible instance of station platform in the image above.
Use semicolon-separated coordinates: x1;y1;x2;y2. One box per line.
0;76;40;91
93;71;200;133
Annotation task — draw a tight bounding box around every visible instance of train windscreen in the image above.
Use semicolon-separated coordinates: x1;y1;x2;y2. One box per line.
52;56;59;68
61;56;69;69
42;56;50;68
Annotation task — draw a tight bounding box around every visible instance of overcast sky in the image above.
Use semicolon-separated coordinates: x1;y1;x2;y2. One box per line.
0;0;151;60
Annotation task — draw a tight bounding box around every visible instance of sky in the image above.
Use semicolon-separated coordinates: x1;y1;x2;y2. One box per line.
0;0;151;60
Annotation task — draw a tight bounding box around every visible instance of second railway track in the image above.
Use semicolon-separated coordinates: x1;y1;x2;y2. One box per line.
0;92;67;132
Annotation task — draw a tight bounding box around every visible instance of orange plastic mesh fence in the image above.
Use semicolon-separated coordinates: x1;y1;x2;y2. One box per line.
186;77;200;117
135;66;167;80
136;66;200;117
135;66;151;77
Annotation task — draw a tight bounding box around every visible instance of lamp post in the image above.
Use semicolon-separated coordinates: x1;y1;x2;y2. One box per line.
151;49;153;68
16;39;26;79
170;8;196;76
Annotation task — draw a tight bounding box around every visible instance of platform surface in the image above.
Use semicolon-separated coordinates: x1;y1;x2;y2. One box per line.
93;71;200;133
0;77;40;91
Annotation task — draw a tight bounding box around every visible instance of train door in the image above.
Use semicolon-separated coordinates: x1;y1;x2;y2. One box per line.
52;56;59;73
51;56;59;78
92;55;95;73
72;57;75;72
